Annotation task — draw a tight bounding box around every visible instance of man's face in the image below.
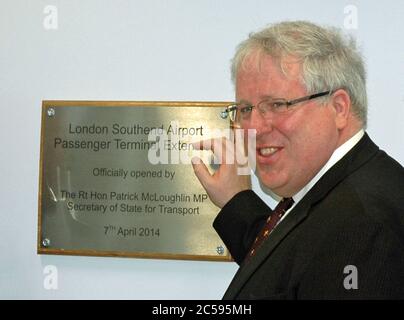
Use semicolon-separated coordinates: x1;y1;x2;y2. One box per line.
236;53;340;197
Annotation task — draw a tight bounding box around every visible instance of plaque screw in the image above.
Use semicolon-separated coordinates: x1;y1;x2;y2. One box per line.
47;107;55;117
216;245;224;255
42;238;50;247
220;111;228;119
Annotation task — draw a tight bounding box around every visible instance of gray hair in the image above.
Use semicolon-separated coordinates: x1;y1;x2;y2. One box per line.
231;21;367;127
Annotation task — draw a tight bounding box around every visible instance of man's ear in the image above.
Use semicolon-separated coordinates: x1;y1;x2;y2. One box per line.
331;89;351;129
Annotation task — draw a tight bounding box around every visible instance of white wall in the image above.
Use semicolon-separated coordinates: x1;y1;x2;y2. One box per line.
0;0;403;299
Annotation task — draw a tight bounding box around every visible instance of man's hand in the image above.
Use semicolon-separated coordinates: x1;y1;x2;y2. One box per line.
191;137;251;208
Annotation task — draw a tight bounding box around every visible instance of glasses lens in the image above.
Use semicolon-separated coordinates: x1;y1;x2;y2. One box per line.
259;99;288;113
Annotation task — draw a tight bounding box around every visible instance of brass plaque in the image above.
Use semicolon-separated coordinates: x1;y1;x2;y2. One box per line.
38;101;233;261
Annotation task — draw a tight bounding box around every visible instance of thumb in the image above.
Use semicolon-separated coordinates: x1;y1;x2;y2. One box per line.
191;156;213;190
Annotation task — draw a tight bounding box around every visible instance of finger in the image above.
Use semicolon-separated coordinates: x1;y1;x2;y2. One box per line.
233;128;249;160
191;137;229;152
192;137;234;164
191;156;214;190
191;138;214;151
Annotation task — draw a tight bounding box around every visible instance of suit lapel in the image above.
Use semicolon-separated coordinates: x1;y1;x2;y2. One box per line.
223;201;310;299
223;133;379;299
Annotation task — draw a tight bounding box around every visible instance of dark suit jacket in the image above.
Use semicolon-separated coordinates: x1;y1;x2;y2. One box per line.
214;133;404;299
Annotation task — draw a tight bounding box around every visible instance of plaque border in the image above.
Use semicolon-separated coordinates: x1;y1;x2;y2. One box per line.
38;100;234;262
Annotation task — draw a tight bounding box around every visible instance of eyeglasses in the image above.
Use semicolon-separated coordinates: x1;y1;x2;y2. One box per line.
220;90;332;127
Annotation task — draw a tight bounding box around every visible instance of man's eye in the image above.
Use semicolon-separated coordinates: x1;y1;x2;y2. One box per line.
272;101;286;109
239;105;253;114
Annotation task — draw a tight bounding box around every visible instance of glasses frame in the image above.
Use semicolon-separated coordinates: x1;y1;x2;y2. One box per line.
220;90;332;125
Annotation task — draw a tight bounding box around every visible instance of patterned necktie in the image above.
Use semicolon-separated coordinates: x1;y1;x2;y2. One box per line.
247;197;294;259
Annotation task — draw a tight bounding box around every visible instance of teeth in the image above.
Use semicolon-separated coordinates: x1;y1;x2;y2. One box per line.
259;147;278;156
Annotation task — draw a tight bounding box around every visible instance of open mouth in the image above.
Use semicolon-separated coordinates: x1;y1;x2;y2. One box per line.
258;147;279;156
256;146;283;164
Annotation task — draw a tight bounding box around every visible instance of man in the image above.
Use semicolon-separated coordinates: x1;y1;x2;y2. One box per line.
191;21;404;299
